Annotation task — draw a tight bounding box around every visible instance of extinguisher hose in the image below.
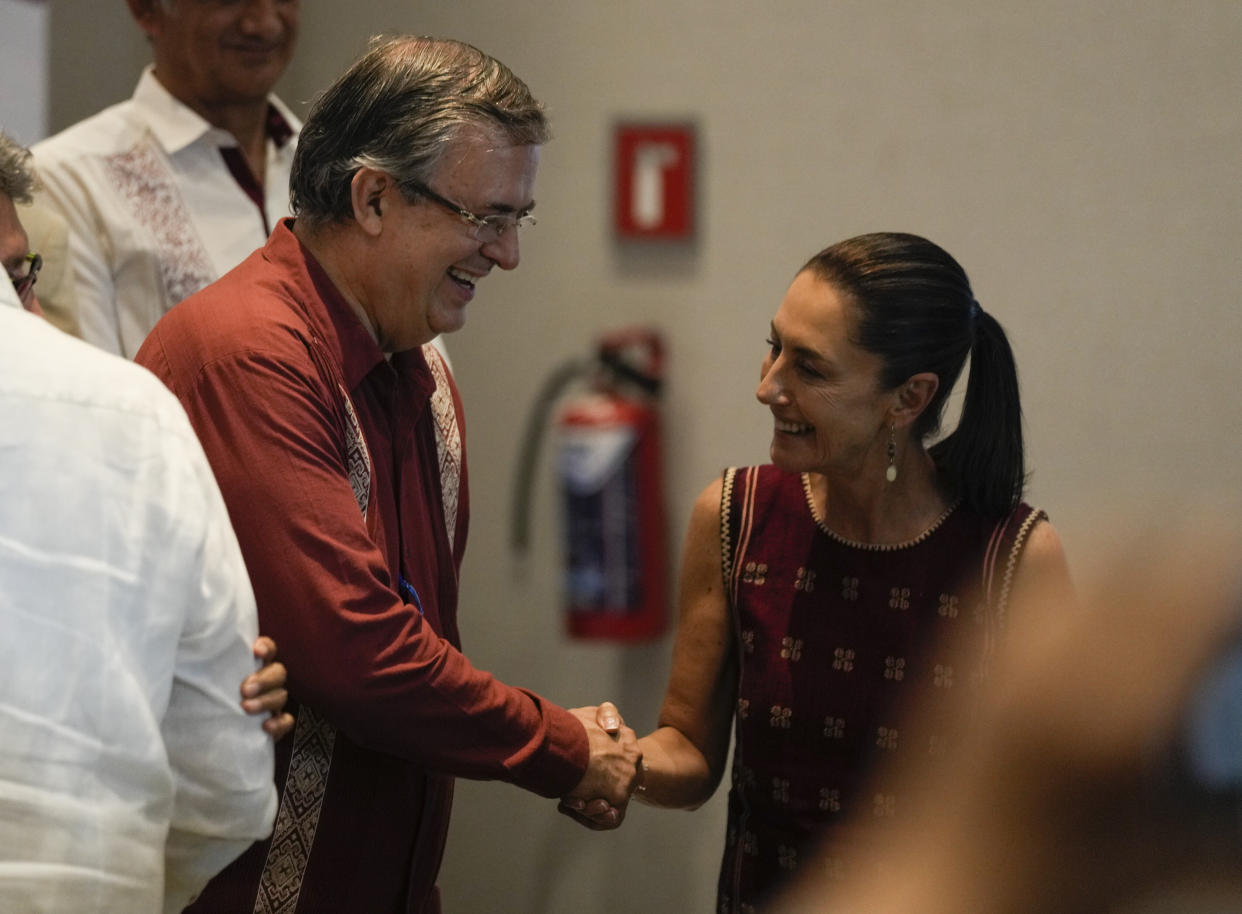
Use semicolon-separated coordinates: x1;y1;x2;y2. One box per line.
509;358;589;557
599;349;662;396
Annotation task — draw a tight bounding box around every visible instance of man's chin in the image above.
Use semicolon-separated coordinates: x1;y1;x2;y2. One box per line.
429;311;467;338
219;62;289;98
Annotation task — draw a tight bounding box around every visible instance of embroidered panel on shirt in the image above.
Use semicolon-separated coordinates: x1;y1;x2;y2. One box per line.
424;343;462;548
103;139;214;305
254;706;337;914
252;386;375;912
337;384;373;518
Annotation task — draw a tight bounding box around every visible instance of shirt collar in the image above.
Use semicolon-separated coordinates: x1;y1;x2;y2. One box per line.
265;221;431;396
263;223;392;389
131;65;300;155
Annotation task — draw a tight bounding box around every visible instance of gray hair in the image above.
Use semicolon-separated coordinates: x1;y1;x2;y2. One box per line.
0;130;35;204
290;35;550;227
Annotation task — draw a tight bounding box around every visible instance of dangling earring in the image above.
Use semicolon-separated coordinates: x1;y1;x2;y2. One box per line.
885;423;897;483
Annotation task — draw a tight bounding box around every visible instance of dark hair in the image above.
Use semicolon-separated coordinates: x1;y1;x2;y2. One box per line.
800;232;1025;518
291;35;550;227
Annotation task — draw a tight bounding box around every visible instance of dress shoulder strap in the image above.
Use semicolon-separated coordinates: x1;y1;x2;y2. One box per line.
981;502;1049;632
720;466;766;609
719;467;738;590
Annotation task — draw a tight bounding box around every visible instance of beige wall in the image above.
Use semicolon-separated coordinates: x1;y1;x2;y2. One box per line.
39;2;1242;911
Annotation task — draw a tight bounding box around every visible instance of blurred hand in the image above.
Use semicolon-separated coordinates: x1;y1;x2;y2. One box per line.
559;702;642;830
242;635;295;740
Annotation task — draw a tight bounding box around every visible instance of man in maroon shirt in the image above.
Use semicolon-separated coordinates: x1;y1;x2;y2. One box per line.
135;36;640;914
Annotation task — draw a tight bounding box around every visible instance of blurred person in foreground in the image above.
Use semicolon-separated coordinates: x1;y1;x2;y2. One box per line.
1;129;292;914
773;516;1242;913
564;232;1075;912
134;36;640;914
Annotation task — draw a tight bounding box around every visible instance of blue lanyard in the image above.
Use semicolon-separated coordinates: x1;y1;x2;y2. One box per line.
398;575;423;615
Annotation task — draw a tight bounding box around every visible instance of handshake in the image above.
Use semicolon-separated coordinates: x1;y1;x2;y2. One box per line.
559;702;645;830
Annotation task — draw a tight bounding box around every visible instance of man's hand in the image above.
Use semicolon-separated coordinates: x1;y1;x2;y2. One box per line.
559;702;642;830
241;635;295;740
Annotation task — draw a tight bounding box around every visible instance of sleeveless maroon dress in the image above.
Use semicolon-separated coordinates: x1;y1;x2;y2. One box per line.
717;465;1045;912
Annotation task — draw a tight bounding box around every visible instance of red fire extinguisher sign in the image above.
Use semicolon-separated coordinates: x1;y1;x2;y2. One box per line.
613;124;695;239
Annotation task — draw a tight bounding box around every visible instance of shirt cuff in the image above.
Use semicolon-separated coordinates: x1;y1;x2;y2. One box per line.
505;691;590;798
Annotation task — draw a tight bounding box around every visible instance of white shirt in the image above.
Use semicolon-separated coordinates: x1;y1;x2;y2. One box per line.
31;67;300;358
0;302;277;913
0;273;20;311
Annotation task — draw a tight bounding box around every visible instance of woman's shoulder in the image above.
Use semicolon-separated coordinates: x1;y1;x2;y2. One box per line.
717;464;803;498
996;504;1076;620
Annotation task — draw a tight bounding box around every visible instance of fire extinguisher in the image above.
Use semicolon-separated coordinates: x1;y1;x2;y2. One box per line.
510;328;668;641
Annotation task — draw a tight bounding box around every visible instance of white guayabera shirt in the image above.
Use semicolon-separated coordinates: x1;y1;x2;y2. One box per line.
0;303;276;913
31;66;300;358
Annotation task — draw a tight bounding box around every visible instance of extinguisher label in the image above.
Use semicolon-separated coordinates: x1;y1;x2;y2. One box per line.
558;426;641;613
559;426;636;491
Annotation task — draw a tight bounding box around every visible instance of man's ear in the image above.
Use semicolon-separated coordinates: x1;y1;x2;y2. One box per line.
890;372;939;429
349;168;389;236
126;0;162;34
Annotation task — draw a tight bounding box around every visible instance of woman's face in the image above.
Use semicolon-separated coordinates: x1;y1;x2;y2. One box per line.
756;271;895;478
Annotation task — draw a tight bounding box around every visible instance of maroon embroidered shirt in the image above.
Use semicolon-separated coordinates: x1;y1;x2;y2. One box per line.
136;220;589;913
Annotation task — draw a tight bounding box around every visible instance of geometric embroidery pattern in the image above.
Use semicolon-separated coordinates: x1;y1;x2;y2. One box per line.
104;140;214;306
252;384;376;911
253;706;337;914
424;343;462;548
338;386;373;520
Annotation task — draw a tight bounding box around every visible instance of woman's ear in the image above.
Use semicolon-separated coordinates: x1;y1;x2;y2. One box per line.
349;168;389;236
891;372;939;428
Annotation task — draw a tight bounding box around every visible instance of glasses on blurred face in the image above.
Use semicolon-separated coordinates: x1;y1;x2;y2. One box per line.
406;182;535;244
9;252;41;305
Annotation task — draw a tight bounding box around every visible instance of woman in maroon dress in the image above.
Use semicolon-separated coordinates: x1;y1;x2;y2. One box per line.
565;232;1075;912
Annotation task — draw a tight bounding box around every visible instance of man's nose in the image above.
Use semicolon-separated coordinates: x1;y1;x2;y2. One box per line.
482;229;521;271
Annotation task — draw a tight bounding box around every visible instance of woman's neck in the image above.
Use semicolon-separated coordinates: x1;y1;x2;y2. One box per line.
809;448;950;545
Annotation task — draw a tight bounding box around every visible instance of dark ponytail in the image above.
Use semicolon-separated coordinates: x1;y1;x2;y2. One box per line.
927;309;1025;517
800;232;1025;518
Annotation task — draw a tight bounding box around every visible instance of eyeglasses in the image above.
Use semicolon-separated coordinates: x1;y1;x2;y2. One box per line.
9;252;41;305
405;182;535;243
